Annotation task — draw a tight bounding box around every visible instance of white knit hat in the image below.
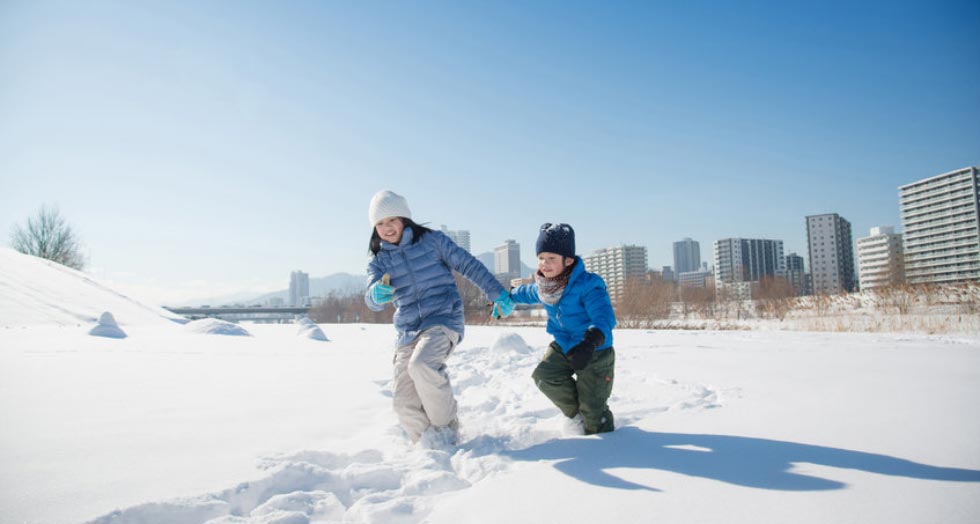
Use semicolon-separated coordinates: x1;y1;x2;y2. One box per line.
368;190;412;226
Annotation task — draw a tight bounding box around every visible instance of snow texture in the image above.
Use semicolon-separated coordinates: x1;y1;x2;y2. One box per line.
1;247;979;524
184;318;252;337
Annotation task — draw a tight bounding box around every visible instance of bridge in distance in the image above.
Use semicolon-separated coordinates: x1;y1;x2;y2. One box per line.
164;306;311;322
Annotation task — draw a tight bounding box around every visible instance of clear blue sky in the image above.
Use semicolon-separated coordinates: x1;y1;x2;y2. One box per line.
2;1;978;305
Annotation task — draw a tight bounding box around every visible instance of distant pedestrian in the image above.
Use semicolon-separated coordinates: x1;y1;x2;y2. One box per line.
509;223;617;434
365;190;515;445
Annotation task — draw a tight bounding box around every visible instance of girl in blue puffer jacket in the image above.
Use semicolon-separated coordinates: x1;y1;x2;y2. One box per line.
365;190;515;444
510;223;617;435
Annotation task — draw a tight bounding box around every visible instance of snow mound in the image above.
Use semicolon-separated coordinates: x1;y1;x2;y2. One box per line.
489;332;535;355
88;311;127;339
88;448;470;524
296;319;329;341
0;247;185;327
184;318;252;337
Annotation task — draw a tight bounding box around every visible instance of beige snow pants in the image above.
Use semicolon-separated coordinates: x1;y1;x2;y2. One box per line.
392;325;460;442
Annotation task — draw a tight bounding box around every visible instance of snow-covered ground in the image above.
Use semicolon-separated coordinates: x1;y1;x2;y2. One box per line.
2;249;979;523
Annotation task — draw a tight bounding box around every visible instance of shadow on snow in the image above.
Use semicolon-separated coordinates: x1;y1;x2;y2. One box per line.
500;427;980;492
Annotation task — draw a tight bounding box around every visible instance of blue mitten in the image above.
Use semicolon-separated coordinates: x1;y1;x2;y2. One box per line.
491;290;516;319
370;281;395;304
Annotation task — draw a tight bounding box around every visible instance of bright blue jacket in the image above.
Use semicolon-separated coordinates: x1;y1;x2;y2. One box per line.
510;257;616;353
366;228;506;346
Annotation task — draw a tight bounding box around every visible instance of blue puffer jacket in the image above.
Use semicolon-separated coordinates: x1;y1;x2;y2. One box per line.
366;228;506;346
510;257;616;353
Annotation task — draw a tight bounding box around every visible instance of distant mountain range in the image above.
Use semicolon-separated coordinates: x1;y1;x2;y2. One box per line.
192;252;535;306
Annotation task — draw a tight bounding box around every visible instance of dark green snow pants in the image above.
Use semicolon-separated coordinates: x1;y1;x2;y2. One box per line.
531;342;615;434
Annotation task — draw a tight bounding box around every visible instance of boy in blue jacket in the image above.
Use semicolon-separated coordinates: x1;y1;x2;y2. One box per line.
508;223;617;435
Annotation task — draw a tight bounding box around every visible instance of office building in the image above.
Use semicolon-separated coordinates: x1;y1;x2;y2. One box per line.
806;213;856;295
856;226;905;290
583;245;648;302
673;238;701;275
289;270;310;306
494;240;522;284
899;166;980;284
440;225;471;253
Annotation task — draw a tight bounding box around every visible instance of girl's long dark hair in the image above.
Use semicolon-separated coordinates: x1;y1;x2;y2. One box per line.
369;218;433;255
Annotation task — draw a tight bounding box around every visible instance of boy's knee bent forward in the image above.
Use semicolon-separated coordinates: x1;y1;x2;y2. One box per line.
532;345;579;419
576;347;616;433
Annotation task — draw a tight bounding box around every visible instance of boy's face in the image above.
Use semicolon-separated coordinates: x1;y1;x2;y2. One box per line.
375;217;404;244
538;252;573;278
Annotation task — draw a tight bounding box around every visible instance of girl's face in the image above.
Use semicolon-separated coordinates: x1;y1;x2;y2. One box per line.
375;217;405;244
538;252;573;278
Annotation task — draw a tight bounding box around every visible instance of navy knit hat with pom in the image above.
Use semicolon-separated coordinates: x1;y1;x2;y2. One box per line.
536;223;575;258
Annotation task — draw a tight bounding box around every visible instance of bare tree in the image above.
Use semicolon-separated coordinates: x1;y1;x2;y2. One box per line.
755;276;796;320
309;289;393;324
617;273;674;327
10;205;86;270
680;284;716;319
456;273;499;324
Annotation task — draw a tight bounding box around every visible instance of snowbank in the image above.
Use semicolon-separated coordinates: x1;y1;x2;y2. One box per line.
184;318;252;336
87;312;127;339
0;248;185;327
296;318;328;341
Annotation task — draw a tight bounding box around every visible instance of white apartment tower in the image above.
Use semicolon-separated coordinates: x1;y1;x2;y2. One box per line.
899;166;980;284
289;270;310;306
856;226;905;290
440;225;471;253
583;245;648;302
494;240;521;282
806;213;856;295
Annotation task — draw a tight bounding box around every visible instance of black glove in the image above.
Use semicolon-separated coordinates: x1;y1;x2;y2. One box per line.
567;327;605;371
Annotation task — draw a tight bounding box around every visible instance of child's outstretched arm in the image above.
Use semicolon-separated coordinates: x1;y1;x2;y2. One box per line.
436;231;506;299
509;282;540;305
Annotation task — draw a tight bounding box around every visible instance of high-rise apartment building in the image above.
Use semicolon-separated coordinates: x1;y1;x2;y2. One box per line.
440;225;471;253
673;238;701;275
856;226;905;290
289;270;310;306
713;238;785;284
784;252;808;296
494;240;521;284
806;213;856;295
583;245;648;302
899;166;980;284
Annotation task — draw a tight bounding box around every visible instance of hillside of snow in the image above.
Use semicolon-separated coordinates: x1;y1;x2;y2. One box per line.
1;253;978;524
0;248;185;327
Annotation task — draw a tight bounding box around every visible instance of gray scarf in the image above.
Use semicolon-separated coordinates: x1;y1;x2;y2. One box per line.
535;262;574;305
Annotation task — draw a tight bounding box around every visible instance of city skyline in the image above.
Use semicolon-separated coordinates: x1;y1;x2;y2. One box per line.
2;2;977;305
